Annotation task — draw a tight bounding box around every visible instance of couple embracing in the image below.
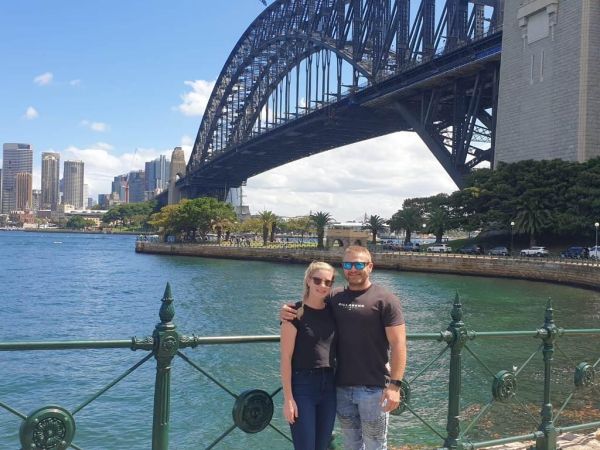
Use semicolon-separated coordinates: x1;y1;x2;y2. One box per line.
280;245;407;450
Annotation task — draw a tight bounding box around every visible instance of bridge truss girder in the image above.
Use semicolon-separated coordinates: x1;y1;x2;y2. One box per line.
185;0;502;198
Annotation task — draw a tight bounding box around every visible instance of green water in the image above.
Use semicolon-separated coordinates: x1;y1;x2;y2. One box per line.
1;231;599;449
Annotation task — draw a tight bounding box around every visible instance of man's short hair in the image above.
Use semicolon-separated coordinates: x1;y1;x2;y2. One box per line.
345;245;372;262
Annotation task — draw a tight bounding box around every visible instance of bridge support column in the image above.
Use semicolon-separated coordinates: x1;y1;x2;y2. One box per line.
495;0;600;164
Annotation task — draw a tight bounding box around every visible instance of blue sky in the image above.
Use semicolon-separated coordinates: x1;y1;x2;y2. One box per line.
1;0;456;221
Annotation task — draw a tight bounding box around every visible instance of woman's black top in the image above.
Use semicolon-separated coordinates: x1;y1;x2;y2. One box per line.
291;301;336;370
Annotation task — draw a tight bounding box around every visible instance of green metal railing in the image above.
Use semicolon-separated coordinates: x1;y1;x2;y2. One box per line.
1;284;599;449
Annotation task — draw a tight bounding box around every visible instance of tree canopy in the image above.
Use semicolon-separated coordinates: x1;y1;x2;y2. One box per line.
149;197;237;241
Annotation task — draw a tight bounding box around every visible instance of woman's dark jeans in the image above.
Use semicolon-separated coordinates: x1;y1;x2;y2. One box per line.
290;368;337;450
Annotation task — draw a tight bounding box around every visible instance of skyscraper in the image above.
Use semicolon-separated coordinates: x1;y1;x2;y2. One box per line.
41;152;60;210
63;160;85;209
145;155;170;193
1;143;33;214
15;172;32;210
127;170;145;203
112;174;128;202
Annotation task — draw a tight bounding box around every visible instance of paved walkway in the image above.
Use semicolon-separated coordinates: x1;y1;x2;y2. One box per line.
485;430;600;449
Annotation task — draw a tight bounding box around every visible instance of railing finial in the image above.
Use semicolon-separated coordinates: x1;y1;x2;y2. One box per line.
159;282;175;326
451;291;463;323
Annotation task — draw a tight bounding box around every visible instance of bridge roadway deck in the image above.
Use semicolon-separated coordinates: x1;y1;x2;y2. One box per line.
135;242;600;291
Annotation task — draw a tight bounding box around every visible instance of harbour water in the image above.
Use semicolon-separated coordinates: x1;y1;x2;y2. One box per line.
1;231;599;449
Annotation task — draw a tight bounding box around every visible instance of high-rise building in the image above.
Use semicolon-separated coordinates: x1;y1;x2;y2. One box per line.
1;143;33;213
41;152;60;210
112;174;128;202
15;172;32;210
145;155;170;193
32;189;41;212
83;184;89;210
127;170;145;203
168;147;186;205
63;160;85;209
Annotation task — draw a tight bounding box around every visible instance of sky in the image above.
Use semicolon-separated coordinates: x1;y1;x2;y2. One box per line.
0;1;457;221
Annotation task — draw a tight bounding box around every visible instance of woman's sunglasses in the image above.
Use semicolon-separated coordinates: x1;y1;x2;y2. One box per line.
311;276;333;287
342;261;368;270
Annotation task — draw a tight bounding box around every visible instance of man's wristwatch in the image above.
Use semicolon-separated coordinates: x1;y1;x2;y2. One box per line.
387;379;402;390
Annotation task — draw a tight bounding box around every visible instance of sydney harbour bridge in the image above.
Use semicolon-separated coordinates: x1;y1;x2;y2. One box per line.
176;0;504;202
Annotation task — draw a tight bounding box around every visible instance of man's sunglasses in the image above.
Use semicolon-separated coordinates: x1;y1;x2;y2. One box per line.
311;276;334;287
342;261;368;270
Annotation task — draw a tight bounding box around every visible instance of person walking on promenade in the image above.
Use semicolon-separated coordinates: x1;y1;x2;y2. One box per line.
281;246;407;450
280;261;338;450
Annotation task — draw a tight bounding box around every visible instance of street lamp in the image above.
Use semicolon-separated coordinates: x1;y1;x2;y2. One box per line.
595;222;599;251
510;221;515;255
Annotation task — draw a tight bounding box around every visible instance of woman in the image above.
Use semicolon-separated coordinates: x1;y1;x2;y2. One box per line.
280;261;337;450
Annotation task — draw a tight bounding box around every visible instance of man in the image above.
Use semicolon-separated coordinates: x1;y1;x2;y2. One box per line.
281;245;406;450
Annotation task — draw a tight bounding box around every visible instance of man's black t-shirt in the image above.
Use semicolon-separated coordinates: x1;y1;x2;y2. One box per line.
291;302;337;370
328;284;404;387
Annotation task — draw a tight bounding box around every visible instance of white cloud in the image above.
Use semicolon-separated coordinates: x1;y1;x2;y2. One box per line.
69;79;81;86
244;132;457;221
80;120;109;132
33;72;53;86
24;106;39;119
178;80;215;116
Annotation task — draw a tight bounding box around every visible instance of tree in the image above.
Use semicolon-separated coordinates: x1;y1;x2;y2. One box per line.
427;208;452;243
514;197;551;246
258;210;277;246
389;208;421;243
310;211;333;249
211;204;237;244
362;215;387;244
66;216;87;229
148;198;236;242
149;205;180;239
286;216;313;243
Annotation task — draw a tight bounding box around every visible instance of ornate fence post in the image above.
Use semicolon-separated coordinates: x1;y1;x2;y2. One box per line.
535;300;558;450
152;283;179;450
444;293;469;449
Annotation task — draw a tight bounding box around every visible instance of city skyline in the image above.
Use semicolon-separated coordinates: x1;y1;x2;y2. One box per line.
1;1;457;221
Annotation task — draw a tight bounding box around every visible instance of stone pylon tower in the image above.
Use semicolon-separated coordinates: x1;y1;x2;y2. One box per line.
495;0;600;164
167;147;186;205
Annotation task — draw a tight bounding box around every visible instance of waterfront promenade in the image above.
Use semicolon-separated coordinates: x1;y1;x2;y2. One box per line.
135;241;600;291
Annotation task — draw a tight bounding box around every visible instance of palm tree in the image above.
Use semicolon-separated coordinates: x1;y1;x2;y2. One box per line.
310;211;333;249
362;215;387;244
427;208;451;244
515;199;550;246
258;210;277;246
388;207;421;243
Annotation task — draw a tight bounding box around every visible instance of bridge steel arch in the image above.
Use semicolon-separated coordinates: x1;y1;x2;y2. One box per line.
182;0;503;201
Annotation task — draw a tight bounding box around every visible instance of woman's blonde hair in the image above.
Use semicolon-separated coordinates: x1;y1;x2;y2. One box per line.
296;261;335;320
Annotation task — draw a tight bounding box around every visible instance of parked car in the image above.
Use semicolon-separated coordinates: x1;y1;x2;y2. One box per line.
401;242;420;252
588;245;599;259
520;246;549;257
382;241;401;251
488;246;509;256
457;244;483;255
560;246;589;259
427;244;452;253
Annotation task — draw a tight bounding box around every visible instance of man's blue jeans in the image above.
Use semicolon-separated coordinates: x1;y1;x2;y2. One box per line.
336;386;389;450
289;368;337;450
